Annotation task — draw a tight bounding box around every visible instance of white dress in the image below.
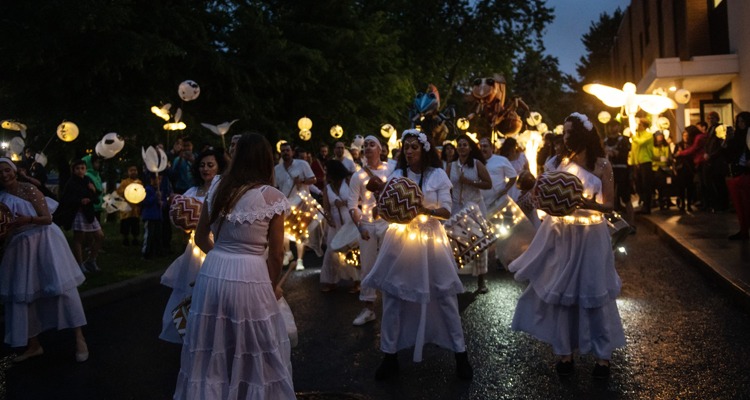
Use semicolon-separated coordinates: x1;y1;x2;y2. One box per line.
159;186;208;344
0;190;87;347
319;182;359;284
507;153;528;202
447;160;488;276
362;167;466;362
174;183;295;400
508;160;625;359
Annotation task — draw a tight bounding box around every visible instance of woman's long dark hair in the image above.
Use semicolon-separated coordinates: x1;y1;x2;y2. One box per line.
684;125;700;146
191;148;227;187
441;142;457;163
396;132;442;188
455;134;485;168
499;137;519;159
209;133;274;224
564;114;605;171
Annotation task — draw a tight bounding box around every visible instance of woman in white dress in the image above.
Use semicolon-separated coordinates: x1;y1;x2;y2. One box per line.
446;134;492;293
362;129;473;381
0;158;89;363
174;133;295;399
319;159;360;292
508;113;625;379
159;149;226;344
499;137;529;202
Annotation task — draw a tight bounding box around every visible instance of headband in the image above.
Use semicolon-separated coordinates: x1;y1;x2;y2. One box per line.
364;135;382;150
569;112;593;131
0;157;17;171
401;129;431;152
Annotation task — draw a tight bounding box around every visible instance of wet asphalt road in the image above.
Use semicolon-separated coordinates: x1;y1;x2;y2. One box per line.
2;226;750;400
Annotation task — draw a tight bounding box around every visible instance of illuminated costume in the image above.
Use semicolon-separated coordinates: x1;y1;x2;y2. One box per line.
508;159;625;360
447;160;487;276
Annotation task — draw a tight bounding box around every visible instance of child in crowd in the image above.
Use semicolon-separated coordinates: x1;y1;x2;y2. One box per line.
117;165;142;246
54;159;104;273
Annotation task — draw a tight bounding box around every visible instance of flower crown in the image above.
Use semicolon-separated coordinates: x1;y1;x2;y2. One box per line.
569;112;594;131
401;129;431;152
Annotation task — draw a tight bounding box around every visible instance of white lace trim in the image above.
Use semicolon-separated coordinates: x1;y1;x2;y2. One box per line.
223;199;290;224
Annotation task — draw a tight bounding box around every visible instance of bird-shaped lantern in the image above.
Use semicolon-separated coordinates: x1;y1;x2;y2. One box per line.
583;82;677;133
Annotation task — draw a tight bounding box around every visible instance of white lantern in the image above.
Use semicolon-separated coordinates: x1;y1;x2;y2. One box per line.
330;125;343;139
56;121;79;142
598;111;612;124
276;140;287;153
150;104;171;121
553;125;564;135
380;124;396;138
142;146;168;173
124;182;147;204
34;153;48;167
299;129;311;141
163;122;187;131
178;80;201;101
9;137;24;156
297;117;313;131
674;89;691;105
95;141;117;159
456;118;470;131
657;117;670;130
102;132;125;153
537;123;549;134
526;112;543;127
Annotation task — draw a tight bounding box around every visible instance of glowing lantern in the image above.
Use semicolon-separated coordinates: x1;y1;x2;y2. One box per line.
297;117;313;131
674;89;691;105
151;104;172;121
142;146;168;173
554;125;564;135
330;125;343;139
715;125;727;140
276;140;287;153
537;123;548;134
299;129;311;141
164;122;187;131
380;124;396;138
657;117;670;130
526;111;543;127
178;80;200;101
456;118;470;130
598;111;612;124
124;182;147;204
57;121;79;142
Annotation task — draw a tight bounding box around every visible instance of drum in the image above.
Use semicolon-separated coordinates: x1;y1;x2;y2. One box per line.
377;177;423;224
330;221;360;252
532;170;584;216
444;202;499;269
284;192;324;242
170;195;203;231
605;213;630;249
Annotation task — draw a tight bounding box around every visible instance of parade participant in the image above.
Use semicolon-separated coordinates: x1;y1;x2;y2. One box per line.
159;149;226;344
347;136;392;326
274;142;316;270
446;135;492;293
508;113;625;379
228;134;241;159
362;129;472;381
174;133;295;399
499;138;528;202
311;144;329;192
480;137;517;213
117;165;142;246
333;141;357;175
441;141;457;170
0;158;89;363
319;159;359;292
54;159;104;273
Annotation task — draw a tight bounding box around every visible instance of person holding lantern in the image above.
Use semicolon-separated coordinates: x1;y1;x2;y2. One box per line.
446;134;492;293
347;136;392;326
274;142;316;270
362;129;473;381
0;157;89;363
159;149;226;344
173;133;295;399
508;113;625;379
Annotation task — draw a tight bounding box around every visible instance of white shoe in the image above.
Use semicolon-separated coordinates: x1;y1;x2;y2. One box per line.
352;308;376;326
282;251;293;266
295;259;305;271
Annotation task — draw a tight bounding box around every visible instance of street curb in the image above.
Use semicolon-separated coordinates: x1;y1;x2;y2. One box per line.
638;216;750;312
79;269;167;311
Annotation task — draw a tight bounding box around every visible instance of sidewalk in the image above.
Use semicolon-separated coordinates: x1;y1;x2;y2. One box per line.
637;208;750;310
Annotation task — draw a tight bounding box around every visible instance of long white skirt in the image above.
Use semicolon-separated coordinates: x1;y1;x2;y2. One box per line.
160;233;205;344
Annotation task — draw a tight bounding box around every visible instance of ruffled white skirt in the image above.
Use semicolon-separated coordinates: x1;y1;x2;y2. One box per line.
160;233;205;344
173;249;294;400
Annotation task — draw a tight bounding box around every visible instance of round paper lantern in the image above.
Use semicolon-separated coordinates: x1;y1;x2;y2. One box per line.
526;111;543;127
657;116;670;130
532;171;584;216
124;182;147;204
178;80;201;101
537;123;549;134
0;202;13;240
297;117;313;131
102;132;125;153
598;111;612;124
330;125;343;139
377;177;424;224
456;118;470;130
95;141;117;159
9;137;24;156
380;124;396;138
299;129;311;141
170;194;203;231
674;89;691;105
56;121;79;142
276;140;287;153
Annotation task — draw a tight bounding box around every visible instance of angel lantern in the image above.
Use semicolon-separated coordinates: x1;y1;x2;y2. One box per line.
464;74;529;137
409;84;456;145
583;82;677;133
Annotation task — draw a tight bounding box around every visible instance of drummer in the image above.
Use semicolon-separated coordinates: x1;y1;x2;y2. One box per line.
275;142;317;270
347;136;392;326
479;137;518;268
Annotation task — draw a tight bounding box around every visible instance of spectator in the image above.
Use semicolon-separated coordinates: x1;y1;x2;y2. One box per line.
673;126;700;213
117;166;142;246
82;154;104;222
631;118;654;214
726;112;750;240
702;111;730;212
604;125;634;225
652;132;673;210
441;141;457;170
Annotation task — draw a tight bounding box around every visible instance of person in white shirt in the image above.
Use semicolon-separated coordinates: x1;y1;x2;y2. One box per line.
348;136;392;326
480;137;517;214
274;142;316;270
333;141;358;175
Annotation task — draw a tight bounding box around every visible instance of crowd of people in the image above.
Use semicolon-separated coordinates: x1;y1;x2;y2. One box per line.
0;107;748;399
